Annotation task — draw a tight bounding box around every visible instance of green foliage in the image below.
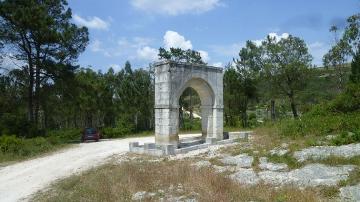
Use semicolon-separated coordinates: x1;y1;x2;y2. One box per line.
267;153;302;169
158;47;206;64
0;129;83;163
102;118;135;138
181;117;201;131
0;0;89;124
350;51;360;83
0;135;56;162
278;111;360;137
331;131;360;146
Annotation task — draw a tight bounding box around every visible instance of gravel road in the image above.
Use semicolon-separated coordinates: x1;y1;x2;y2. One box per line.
0;135;198;202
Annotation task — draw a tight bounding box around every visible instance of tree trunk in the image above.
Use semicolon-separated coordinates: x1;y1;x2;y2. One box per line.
241;110;248;128
289;93;298;119
28;62;34;123
270;100;276;121
34;65;40;126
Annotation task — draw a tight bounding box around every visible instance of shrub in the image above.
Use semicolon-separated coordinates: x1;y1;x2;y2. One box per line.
278;112;360;137
0;135;24;154
102;127;132;139
331;130;360;146
47;129;81;143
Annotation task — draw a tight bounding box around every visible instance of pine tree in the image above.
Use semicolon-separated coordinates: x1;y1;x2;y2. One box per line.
350;51;360;84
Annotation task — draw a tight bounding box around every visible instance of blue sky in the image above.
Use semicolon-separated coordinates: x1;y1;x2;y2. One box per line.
67;0;359;72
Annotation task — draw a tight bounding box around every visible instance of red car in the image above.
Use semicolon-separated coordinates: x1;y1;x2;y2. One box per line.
81;127;101;142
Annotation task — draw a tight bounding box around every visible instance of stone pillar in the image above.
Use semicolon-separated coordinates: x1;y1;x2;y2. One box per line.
201;105;211;140
205;107;223;143
154;107;179;147
212;107;224;140
154;62;179;147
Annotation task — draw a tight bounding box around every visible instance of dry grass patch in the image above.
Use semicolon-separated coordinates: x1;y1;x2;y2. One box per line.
33;159;325;202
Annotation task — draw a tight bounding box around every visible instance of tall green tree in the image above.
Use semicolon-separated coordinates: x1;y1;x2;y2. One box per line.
232;41;261;127
263;35;312;118
0;0;89;125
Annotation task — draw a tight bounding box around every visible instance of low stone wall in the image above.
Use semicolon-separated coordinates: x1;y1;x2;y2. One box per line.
129;131;252;156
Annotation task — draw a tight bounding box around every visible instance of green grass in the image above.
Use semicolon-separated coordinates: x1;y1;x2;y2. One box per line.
267;154;303;169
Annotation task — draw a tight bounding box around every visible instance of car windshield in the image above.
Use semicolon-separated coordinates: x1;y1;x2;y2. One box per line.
85;128;96;134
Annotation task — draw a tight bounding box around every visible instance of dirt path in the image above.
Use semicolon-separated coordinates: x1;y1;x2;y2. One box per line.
0;134;199;202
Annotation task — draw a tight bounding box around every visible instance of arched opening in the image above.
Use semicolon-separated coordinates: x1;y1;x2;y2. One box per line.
175;78;216;145
179;87;201;131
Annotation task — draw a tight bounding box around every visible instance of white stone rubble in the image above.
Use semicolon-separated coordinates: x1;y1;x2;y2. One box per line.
258;157;288;171
221;154;254;168
339;184;360;202
294;143;360;162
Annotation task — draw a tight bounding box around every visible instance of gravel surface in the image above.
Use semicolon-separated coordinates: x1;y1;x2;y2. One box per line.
0;134;199;202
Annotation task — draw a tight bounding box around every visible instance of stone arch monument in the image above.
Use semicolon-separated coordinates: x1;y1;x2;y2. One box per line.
154;61;224;148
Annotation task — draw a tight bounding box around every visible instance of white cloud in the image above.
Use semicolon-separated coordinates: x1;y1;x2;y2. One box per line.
268;32;289;42
137;46;158;61
73;14;109;30
89;39;103;52
164;31;193;50
109;64;121;71
131;0;222;16
198;50;210;62
308;41;330;66
212;62;223;67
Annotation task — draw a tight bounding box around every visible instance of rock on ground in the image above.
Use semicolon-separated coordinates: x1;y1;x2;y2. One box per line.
230;168;260;185
258;164;355;187
339;184;360;202
192;160;211;169
221;154;253;168
212;165;236;173
259;157;288;171
230;163;354;187
132;191;156;201
269;148;289;156
294;143;360;162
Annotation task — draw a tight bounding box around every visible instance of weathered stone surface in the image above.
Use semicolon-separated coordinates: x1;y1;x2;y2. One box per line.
154;61;224;147
258;164;355;187
259;157;288;171
192;160;211;168
221;154;254;168
339;184;360;202
132;191;156;201
230;168;260;185
269;148;289;156
294;143;360;162
212;165;236;173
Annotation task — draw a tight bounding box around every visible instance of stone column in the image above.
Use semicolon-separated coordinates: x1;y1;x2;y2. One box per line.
205;107;223;143
154;62;179;147
200;105;211;140
154;107;179;147
212;107;224;140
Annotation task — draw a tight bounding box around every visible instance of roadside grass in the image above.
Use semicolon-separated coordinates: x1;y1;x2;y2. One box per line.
32;160;324;202
0;129;155;166
0;144;74;167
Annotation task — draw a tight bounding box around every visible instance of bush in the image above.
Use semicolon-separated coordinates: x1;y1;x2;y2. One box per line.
47;129;81;143
0;135;25;154
0;135;56;160
278;112;360;137
331;130;360;146
102;127;132;139
181;117;201;131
